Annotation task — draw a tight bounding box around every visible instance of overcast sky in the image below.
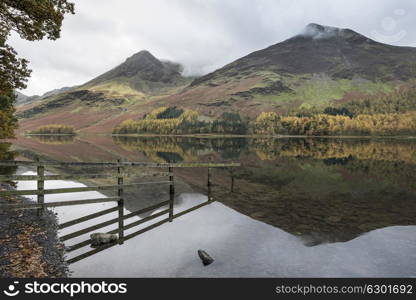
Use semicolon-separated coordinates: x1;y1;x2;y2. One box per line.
9;0;416;96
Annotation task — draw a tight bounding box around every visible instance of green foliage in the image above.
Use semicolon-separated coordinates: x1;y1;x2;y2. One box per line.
211;112;248;134
323;107;354;118
156;106;184;119
0;0;74;138
0;91;17;138
0;0;74;93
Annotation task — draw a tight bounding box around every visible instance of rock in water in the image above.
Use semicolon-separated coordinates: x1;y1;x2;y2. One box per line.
90;233;118;247
198;250;214;266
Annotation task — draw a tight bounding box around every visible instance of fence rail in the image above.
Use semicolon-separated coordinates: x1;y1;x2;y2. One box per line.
0;160;240;168
0;159;239;264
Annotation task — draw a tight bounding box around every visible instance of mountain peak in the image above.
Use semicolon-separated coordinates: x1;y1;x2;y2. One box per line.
125;50;160;65
86;49;186;90
301;23;346;39
127;50;154;59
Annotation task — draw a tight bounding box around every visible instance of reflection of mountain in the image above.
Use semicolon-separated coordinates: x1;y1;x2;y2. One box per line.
71;194;416;277
214;176;416;245
28;135;75;144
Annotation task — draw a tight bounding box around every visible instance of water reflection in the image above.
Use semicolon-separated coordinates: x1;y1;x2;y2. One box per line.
112;136;416;245
0;143;17;185
29;135;75;144
9;135;416;245
113;136;416;163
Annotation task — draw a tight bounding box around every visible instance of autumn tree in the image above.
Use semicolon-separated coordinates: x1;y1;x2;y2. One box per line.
0;0;74;138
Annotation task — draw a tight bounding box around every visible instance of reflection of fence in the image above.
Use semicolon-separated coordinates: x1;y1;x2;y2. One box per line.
0;160;239;264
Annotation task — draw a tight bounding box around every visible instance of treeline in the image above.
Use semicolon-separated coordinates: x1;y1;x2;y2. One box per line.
113;107;249;135
254;111;416;136
254;85;416;136
114;87;416;137
113;107;201;135
30;124;75;135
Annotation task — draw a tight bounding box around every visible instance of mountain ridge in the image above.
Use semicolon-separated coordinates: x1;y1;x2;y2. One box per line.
17;23;416;133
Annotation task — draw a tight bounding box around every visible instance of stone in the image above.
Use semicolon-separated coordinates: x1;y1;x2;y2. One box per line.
90;233;118;247
198;250;214;266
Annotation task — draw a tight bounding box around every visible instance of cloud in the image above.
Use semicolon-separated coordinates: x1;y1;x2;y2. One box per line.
8;0;416;95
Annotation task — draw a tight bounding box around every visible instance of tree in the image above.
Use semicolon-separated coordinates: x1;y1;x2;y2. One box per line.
0;0;74;137
0;90;17;138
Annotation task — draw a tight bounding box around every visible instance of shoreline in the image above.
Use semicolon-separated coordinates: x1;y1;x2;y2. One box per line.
0;183;68;278
9;131;416;140
81;133;416;139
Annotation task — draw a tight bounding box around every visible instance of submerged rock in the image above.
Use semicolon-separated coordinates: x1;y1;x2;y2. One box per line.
90;233;118;247
198;250;214;266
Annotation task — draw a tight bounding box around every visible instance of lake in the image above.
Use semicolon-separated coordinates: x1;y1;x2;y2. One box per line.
2;135;416;277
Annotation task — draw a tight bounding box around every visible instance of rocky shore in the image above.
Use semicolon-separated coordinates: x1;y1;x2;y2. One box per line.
0;183;68;278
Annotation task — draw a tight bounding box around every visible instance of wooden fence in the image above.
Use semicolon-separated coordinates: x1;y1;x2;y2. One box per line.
0;160;239;264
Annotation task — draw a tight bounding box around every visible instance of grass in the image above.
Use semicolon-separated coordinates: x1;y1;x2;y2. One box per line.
242;74;397;109
89;80;145;100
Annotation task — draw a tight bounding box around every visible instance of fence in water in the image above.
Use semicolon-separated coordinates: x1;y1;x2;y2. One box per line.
0;160;239;264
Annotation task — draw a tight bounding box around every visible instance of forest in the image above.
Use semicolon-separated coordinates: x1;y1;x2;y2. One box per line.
254;111;416;136
113;107;249;135
114;95;416;136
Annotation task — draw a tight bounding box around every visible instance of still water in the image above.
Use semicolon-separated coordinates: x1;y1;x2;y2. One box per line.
2;135;416;276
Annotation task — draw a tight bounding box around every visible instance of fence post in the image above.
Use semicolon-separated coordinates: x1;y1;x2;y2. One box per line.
230;168;235;193
37;160;45;216
169;166;174;222
117;159;124;244
207;167;213;202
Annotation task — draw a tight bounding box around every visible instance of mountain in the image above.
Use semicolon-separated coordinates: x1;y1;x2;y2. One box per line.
17;50;191;133
15;91;42;106
17;24;416;133
153;23;416;117
195;23;416;83
39;86;75;100
14;91;31;105
84;50;186;92
15;86;76;106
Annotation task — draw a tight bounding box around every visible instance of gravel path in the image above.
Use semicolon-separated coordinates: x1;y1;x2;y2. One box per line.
0;183;68;278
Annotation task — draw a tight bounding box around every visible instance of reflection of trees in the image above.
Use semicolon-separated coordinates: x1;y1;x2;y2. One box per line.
112;136;248;162
112;136;416;188
0;143;17;179
113;136;199;162
29;135;75;144
211;138;249;159
343;159;416;191
251;138;416;164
